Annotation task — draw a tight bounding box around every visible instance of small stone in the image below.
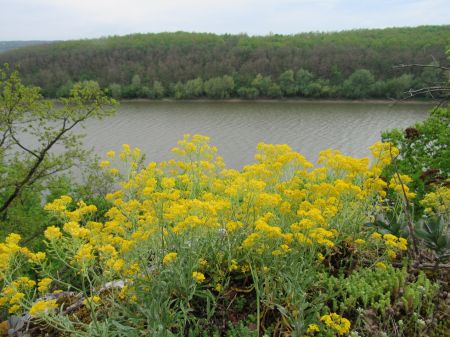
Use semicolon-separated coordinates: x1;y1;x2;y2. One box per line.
0;321;8;336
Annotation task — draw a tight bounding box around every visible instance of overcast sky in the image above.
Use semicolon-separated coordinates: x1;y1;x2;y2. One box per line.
1;0;449;40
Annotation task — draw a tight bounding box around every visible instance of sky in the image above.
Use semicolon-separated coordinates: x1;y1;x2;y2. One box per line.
0;0;449;40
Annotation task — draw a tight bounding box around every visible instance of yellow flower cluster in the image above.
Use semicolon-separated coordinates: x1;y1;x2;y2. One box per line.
163;252;178;265
0;276;36;314
44;226;62;240
320;313;351;335
369;141;399;175
44;195;72;213
0;233;46;282
421;186;450;217
0;136;408;321
192;271;205;283
369;231;408;259
389;174;416;200
306;323;320;333
37;278;53;293
29;299;58;316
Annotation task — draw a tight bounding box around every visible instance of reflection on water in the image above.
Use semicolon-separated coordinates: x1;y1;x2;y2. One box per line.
81;101;430;169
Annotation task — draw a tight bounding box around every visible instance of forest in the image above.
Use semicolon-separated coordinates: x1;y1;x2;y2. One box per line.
0;25;449;99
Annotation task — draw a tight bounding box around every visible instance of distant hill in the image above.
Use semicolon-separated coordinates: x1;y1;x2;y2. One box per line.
0;41;52;53
0;26;449;99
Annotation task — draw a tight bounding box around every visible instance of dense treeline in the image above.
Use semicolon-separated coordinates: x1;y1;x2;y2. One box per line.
1;26;449;99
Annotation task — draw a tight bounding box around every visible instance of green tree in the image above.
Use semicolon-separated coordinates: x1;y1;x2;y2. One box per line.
279;70;297;96
342;69;375;98
237;87;259;99
251;74;272;97
174;81;187;99
152;80;165;98
267;83;282;98
204;75;235;99
370;80;388;98
296;68;314;96
385;74;414;99
56;80;74;98
109;83;123;98
0;65;116;222
185;78;204;98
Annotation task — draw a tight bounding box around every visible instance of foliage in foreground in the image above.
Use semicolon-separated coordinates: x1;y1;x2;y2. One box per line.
0;65;116;249
379;105;450;264
382;104;449;213
1;135;449;336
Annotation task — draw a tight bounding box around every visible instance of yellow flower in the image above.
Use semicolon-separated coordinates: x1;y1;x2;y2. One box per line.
354;239;366;245
387;249;397;259
161;177;176;189
44;195;72;213
99;160;110;169
106;150;116;158
44;226;62;241
28;251;46;263
228;259;239;272
192;271;205;283
38;278;53;293
370;232;382;239
29;300;58;316
375;262;387;269
320;313;351;335
306;323;320;333
163;252;177;265
9;292;25;304
83;295;101;305
8;304;21;314
111;259;125;272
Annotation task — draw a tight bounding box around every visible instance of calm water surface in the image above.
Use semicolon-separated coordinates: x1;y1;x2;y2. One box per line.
82;101;430;169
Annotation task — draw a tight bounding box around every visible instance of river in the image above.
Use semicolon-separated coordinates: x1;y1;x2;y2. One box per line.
81;100;431;169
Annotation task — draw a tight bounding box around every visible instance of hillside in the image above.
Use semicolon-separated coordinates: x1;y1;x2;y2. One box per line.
0;26;449;99
0;41;52;53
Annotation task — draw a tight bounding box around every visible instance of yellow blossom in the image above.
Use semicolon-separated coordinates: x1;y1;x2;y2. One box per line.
38;278;53;293
320;313;351;335
306;323;320;333
192;271;205;283
163;252;178;265
375;262;387;269
29;300;58;316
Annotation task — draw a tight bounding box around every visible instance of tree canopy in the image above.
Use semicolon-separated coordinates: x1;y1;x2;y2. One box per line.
0;26;449;99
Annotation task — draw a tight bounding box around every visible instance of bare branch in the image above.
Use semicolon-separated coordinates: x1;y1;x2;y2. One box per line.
8;128;40;158
393;63;450;71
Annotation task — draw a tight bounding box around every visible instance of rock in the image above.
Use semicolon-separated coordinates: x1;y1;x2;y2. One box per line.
0;321;8;336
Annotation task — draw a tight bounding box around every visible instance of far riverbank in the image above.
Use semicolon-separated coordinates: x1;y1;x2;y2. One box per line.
119;98;434;105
